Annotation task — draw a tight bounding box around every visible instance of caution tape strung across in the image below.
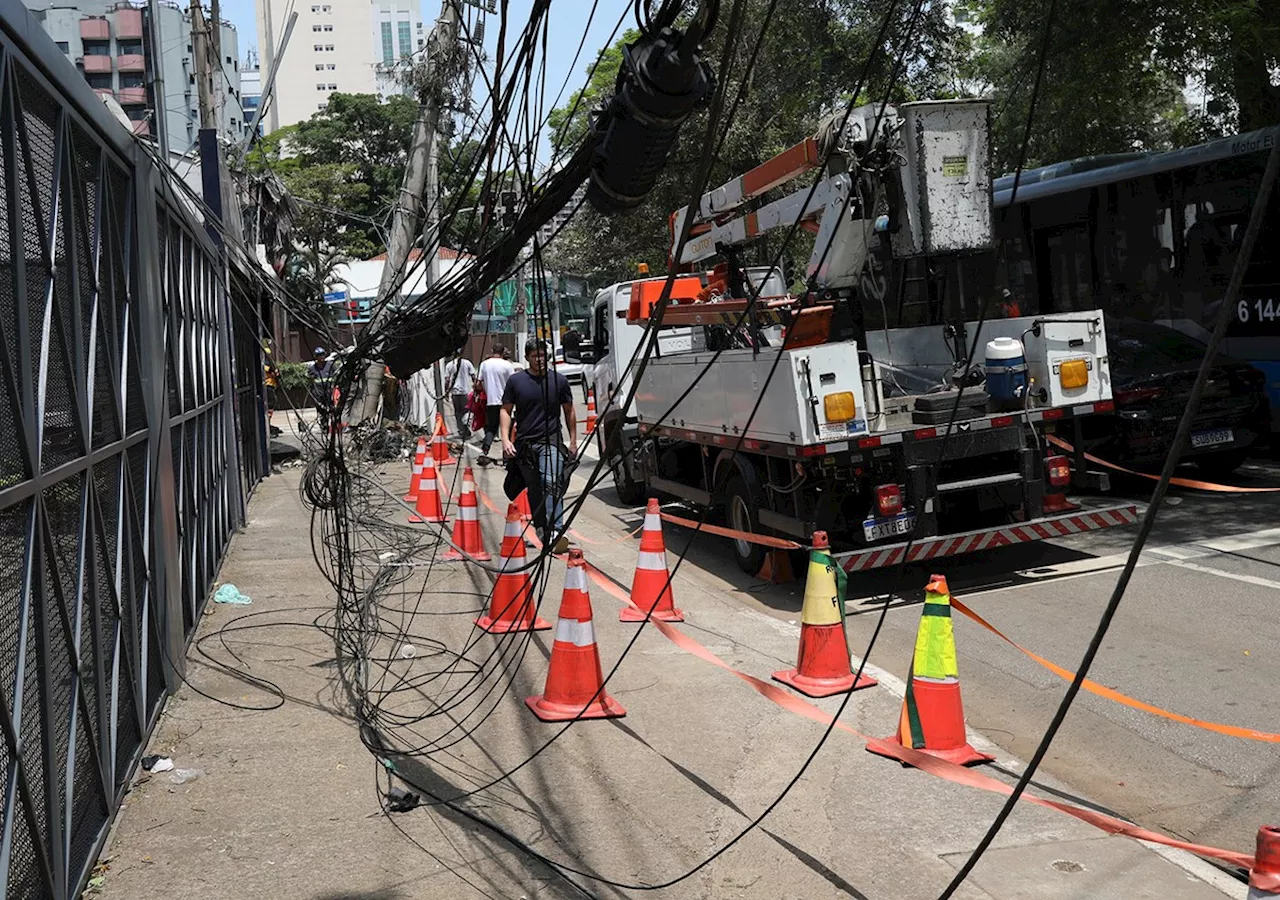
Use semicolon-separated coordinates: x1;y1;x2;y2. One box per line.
658;511;804;550
951;597;1280;743
473;486;1254;872
1047;434;1280;493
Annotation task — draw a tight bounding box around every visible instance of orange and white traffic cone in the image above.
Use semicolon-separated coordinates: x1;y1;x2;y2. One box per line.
584;388;597;436
773;532;876;697
404;437;427;502
330;386;344;434
525;549;626;721
407;455;446;524
444;467;490;561
868;574;993;767
620;498;684;623
516;488;533;524
432;415;457;466
476;503;551;633
1251;826;1280;898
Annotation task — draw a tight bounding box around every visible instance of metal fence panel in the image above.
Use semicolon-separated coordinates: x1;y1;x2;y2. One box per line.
0;7;264;896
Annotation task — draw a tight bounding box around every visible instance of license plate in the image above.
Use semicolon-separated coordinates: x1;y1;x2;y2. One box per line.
863;513;916;542
1191;428;1233;449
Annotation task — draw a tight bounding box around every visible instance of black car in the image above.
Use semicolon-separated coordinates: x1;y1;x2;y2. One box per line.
1080;320;1270;475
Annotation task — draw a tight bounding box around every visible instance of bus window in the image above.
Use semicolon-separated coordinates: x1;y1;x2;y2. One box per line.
1041;225;1095;312
1101;178;1176;319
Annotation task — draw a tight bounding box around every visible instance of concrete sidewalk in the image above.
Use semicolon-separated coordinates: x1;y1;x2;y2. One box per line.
97;454;1242;900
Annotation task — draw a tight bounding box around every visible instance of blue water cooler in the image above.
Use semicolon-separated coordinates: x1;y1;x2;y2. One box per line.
984;337;1028;411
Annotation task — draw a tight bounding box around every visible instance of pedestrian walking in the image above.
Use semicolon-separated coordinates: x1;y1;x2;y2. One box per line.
477;344;515;460
500;338;578;553
444;353;477;440
307;347;336;429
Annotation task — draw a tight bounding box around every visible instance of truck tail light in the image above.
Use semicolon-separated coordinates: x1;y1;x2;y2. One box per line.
1046;455;1071;487
875;484;903;517
823;391;856;423
1058;358;1090;389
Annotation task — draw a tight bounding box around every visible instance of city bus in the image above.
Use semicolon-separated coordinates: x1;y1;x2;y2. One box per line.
859;126;1280;430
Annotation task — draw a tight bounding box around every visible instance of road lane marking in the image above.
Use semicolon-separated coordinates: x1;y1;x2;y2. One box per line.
1167;559;1280;592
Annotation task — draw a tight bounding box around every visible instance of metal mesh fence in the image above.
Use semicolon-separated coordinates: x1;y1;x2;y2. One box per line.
0;18;264;898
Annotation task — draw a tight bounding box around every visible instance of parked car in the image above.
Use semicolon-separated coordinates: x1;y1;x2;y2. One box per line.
551;347;587;385
1078;320;1270;475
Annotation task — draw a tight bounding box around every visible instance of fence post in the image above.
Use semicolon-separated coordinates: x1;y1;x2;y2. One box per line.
131;145;186;690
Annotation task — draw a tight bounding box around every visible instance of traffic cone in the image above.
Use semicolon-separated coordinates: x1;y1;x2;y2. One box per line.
444;467;490;561
404;437;427;502
620;498;684;623
330;386;344;434
757;549;795;584
525;549;626;721
1250;826;1280;898
867;574;993;767
773;532;877;697
516;488;533;524
476;503;551;633
407;455;446;524
432;416;457;466
584;388;598;436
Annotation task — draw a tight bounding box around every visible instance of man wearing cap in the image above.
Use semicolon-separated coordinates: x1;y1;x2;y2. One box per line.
307;347;336;428
500;338;577;553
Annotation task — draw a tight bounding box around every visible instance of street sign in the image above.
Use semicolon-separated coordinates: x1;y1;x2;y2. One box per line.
323;290;346;302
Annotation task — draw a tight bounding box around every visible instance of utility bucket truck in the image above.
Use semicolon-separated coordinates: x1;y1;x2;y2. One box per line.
591;101;1139;575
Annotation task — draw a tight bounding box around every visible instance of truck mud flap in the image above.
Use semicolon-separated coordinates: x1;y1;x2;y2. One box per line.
834;504;1140;573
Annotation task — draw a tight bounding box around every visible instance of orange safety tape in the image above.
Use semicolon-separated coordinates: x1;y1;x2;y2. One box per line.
1048;434;1280;493
577;559;1254;872
658;511;804;550
951;597;1280;743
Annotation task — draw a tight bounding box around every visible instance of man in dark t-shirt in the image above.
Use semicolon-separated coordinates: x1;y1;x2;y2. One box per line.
500;338;578;553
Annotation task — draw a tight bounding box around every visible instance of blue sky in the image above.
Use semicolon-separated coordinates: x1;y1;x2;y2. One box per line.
221;0;627;154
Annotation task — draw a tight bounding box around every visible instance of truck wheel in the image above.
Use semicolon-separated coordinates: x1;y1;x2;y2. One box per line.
724;476;766;574
613;463;645;505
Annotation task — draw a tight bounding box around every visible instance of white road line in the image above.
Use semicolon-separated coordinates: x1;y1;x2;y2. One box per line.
1167;559;1280;592
1197;526;1280;554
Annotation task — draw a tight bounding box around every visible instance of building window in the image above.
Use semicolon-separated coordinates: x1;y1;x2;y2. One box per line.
418;38;424;47
312;24;322;31
120;73;144;88
231;118;238;128
398;20;412;57
327;83;337;89
314;43;323;50
225;55;232;64
326;63;336;70
325;44;334;50
322;4;331;10
317;83;326;90
118;40;143;55
323;24;333;31
318;103;325;109
83;41;110;56
380;21;393;65
86;73;112;90
310;4;319;10
56;40;69;52
315;63;324;70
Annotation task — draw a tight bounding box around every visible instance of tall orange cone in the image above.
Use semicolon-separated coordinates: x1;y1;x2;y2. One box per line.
407;454;446;524
584;388;597;436
1250;826;1280;898
476;504;551;633
525;549;625;721
432;415;457;466
773;532;876;697
516;488;533;524
867;574;993;767
444;467;490;561
404;437;427;502
620;498;684;623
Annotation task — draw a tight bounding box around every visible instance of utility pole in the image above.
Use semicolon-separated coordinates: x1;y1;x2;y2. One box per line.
359;0;461;422
146;0;169;157
514;259;527;366
190;0;215;128
209;0;221;74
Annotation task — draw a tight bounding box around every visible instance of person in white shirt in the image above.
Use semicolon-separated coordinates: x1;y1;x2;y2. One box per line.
476;344;515;459
444;353;477;440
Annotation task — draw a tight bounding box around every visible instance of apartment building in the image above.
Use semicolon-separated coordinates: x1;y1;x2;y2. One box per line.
256;0;420;133
24;0;247;153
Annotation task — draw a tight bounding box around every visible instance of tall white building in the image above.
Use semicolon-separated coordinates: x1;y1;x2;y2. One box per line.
256;0;420;132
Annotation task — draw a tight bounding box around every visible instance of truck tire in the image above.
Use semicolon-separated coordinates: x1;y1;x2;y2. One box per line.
724;475;766;574
613;460;645;505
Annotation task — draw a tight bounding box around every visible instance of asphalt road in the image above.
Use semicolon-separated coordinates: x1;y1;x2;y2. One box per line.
571;439;1280;870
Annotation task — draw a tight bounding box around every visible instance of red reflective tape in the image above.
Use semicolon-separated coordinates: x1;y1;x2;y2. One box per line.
913;427;937;440
858;436;882;449
1042;408;1066;420
1031;522;1054;540
991;415;1014;428
800;444;828;457
1095;399;1115;413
